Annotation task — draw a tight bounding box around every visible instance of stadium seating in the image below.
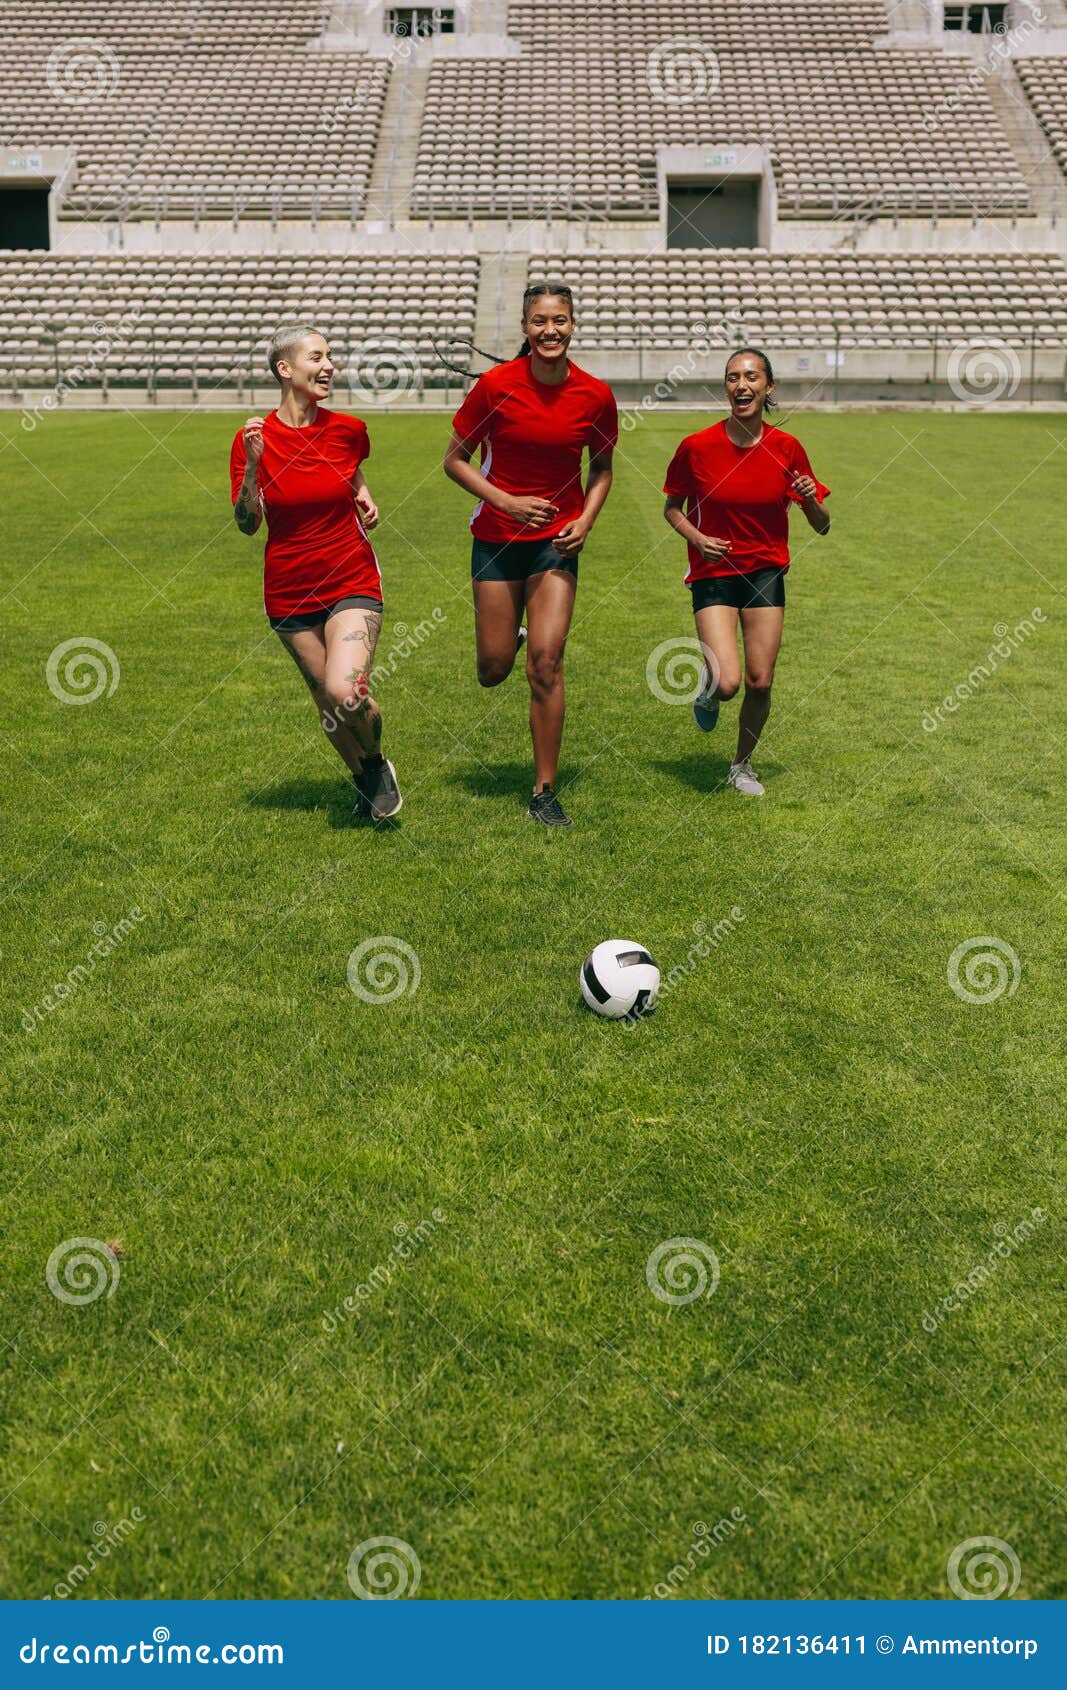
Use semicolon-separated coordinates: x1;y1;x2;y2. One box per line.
0;253;479;387
0;2;388;218
413;1;1030;218
530;251;1067;349
1016;57;1067;181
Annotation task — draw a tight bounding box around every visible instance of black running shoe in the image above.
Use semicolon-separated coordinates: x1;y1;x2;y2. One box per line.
528;783;572;828
361;753;403;820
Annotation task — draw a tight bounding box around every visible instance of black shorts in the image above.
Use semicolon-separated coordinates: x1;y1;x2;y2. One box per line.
268;594;383;633
689;567;786;612
471;535;579;582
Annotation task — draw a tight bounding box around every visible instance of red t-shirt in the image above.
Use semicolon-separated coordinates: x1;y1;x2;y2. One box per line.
229;407;381;617
663;420;830;583
451;356;618;544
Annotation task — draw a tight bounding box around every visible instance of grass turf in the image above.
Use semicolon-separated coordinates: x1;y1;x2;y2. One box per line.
1;408;1064;1601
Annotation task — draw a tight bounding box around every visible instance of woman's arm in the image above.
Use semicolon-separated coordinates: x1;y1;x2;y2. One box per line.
663;493;732;564
233;416;264;535
552;448;614;556
443;429;559;529
792;473;830;535
352;466;379;530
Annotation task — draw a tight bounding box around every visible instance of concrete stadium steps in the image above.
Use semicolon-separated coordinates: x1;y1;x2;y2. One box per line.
988;65;1067;218
364;59;432;225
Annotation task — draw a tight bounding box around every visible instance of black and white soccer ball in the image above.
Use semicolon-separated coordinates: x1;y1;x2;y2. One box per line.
580;940;660;1021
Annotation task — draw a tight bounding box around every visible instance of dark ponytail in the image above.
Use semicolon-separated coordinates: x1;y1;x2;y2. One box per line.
726;345;777;409
518;281;574;357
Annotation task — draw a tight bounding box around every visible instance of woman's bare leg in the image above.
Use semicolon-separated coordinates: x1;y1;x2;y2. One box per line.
277;626;366;778
524;568;577;791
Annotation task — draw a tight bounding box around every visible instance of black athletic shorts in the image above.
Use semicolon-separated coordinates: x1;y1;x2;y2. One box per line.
689;567;786;612
268;594;383;633
471;535;579;582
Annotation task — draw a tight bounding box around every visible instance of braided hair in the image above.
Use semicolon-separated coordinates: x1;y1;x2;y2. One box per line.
517;281;575;357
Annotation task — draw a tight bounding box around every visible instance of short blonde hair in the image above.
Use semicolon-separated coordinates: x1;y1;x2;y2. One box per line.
268;324;321;381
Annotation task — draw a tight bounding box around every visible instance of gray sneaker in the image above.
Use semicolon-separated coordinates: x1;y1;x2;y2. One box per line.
728;759;765;797
693;663;720;733
528;784;572;828
360;754;403;819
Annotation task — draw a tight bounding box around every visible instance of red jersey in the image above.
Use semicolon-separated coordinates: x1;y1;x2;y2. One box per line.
451;355;618;544
663;420;829;583
229;407;381;617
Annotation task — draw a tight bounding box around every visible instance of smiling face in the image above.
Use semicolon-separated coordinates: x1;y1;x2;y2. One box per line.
522;293;574;363
725;351;773;420
277;332;334;400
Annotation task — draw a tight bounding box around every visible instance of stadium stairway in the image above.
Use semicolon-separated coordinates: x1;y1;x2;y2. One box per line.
472;250;530;362
363;58;431;226
988;65;1067;220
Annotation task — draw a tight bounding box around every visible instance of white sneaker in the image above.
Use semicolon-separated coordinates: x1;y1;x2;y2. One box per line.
728;759;765;796
692;664;720;733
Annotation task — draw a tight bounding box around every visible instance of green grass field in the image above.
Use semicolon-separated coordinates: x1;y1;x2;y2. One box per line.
2;408;1064;1602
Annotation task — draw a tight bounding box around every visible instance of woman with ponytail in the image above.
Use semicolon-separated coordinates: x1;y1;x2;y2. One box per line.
443;283;617;828
663;348;830;797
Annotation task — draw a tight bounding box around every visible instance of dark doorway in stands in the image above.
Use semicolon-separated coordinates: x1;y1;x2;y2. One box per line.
386;6;455;35
667;180;758;249
0;187;49;249
942;4;1007;31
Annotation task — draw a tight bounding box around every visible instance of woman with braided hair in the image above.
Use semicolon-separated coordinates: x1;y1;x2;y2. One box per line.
443;283;617;829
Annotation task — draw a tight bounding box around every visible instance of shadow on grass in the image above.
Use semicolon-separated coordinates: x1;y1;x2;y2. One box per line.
246;778;401;830
653;751;783;794
445;760;533;802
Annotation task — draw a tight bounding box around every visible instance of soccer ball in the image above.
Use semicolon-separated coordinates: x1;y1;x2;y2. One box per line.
580;940;660;1021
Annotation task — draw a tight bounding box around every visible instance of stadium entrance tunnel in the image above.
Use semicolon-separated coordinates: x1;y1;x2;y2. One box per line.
0;186;48;249
0;148;72;250
658;145;775;251
667;180;758;248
